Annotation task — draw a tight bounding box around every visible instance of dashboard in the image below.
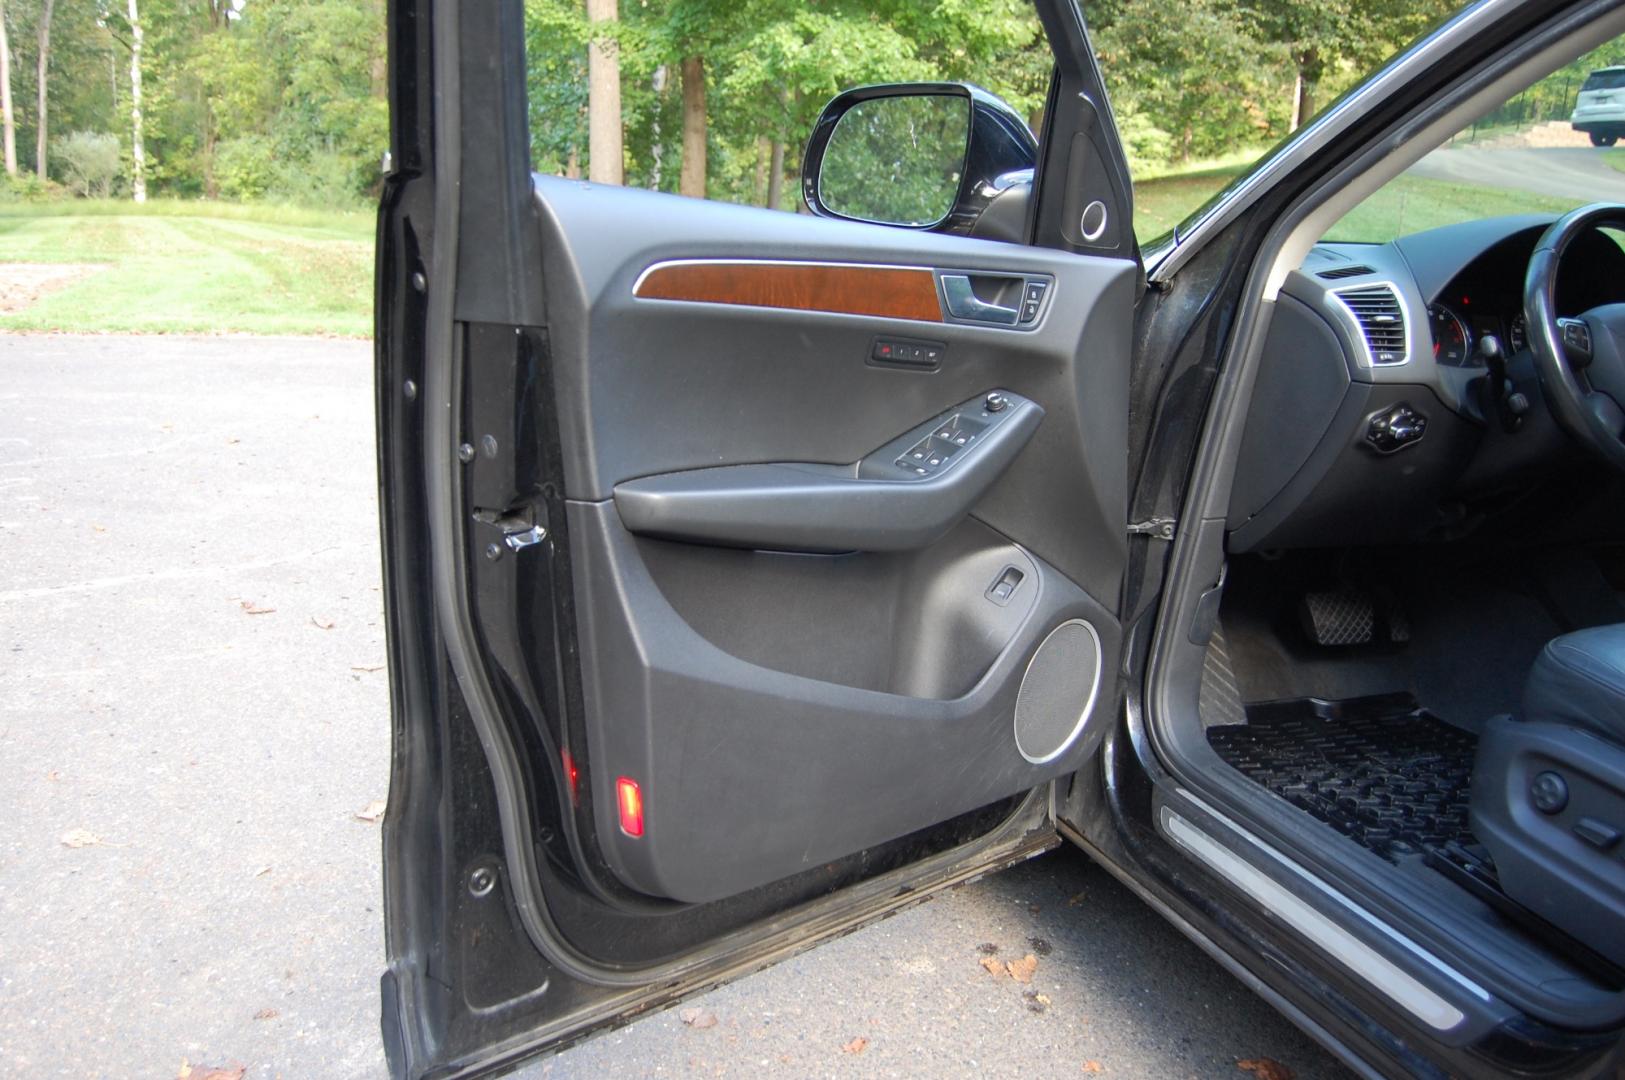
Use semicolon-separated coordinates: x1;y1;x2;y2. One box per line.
1226;214;1625;552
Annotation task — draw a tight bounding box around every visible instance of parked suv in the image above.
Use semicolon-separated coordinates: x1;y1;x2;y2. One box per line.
1573;64;1625;144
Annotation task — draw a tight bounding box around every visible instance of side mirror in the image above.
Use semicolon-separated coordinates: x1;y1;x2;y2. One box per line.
802;83;1037;236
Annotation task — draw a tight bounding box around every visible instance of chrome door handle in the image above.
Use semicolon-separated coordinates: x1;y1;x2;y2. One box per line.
940;275;1020;325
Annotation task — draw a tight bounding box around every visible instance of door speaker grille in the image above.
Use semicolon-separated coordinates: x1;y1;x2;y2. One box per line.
1014;619;1103;764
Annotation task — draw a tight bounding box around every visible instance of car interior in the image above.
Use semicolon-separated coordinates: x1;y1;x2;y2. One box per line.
1138;14;1625;1044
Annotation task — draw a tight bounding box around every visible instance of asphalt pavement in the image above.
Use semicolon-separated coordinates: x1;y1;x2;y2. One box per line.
1406;144;1625;203
0;335;1350;1078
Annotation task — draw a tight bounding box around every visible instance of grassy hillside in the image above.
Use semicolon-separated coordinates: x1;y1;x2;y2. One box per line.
0;201;373;337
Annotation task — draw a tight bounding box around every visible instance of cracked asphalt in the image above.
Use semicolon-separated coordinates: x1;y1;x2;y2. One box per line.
0;335;1350;1078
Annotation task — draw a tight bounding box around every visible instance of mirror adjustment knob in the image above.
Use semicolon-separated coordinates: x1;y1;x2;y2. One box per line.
985;392;1009;413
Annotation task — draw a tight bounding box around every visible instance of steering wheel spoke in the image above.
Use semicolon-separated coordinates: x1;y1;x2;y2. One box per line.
1587;391;1625;440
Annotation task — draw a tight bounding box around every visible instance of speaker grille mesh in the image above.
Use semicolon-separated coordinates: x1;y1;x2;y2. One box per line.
1014;619;1102;764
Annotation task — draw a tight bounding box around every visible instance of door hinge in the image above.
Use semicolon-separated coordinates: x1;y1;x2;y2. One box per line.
1127;517;1176;540
473;502;550;552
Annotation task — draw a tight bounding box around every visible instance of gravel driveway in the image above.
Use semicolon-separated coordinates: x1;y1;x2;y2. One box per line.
0;334;1349;1079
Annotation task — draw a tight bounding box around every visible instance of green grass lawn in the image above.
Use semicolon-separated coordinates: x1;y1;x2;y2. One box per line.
0;165;1591;338
0;200;373;336
1133;166;1583;247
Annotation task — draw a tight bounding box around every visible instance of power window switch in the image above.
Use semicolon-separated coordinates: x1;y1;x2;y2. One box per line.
1574;817;1621;850
985;566;1026;606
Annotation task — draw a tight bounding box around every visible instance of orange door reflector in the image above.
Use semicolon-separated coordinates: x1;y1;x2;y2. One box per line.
616;776;644;837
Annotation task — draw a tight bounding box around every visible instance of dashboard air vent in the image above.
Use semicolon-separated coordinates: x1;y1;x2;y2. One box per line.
1334;285;1407;365
1317;264;1376;280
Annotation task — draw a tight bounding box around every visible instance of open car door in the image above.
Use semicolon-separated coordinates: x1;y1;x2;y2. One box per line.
375;1;1141;1075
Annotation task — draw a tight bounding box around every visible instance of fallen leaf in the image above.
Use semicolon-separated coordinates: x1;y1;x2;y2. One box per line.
310;616;336;630
176;1062;245;1080
354;799;387;823
1024;991;1051;1013
1237;1059;1294;1080
239;600;276;616
979;956;1007;979
976;942;999;956
226;438;240;445
45;769;61;782
60;828;102;849
1082;1061;1104;1074
253;1007;278;1020
1067;891;1088;907
841;1036;869;1055
93;524;107;532
253;865;272;878
1006;953;1039;984
1029;903;1042;914
680;1007;718;1029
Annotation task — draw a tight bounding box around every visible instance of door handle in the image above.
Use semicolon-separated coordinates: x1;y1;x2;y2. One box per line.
940;275;1020;325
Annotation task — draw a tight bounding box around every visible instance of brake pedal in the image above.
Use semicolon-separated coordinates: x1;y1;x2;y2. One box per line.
1300;591;1374;646
1300;589;1409;647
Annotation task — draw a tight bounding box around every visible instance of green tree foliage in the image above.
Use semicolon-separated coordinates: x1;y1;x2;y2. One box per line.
0;0;1490;205
53;128;119;194
816;93;969;226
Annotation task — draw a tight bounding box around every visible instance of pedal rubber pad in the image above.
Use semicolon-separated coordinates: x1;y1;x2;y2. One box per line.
1300;591;1375;646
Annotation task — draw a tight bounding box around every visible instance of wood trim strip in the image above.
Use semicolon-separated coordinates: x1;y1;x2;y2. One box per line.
633;260;943;323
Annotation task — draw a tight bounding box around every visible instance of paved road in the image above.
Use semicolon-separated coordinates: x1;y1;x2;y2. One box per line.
1406;145;1625;203
0;335;1349;1079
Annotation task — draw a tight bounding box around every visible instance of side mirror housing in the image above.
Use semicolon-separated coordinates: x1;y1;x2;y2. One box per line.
802;82;1037;237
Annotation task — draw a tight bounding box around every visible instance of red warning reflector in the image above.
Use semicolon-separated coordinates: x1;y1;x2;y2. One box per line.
616;776;644;837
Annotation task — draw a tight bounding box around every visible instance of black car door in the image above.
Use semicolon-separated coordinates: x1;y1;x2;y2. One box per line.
375;1;1139;1075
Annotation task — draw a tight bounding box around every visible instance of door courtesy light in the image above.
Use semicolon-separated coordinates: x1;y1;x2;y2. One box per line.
616;777;644;837
561;749;579;805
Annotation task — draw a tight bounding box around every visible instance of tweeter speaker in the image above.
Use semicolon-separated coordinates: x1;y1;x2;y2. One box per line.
1014;619;1103;764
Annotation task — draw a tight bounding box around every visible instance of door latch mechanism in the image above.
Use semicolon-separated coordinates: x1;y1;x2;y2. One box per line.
1127;517;1176;540
473;502;550;552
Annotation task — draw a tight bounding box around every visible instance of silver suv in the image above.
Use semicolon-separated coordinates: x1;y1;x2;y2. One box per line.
1573;65;1625;146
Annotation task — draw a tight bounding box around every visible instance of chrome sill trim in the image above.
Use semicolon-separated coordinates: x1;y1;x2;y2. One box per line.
1161;791;1492;1032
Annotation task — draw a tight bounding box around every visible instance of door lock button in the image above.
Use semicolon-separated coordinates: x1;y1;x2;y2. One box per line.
872;336;946;368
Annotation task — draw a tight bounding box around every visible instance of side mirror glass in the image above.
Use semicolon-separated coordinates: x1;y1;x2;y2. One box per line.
814;94;970;228
802;83;1037;238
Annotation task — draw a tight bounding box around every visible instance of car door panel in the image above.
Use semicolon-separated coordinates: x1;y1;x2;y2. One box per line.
528;176;1136;903
380;0;1147;1065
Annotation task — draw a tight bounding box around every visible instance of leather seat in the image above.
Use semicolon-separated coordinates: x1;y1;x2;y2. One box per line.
1470;625;1625;968
1524;624;1625;742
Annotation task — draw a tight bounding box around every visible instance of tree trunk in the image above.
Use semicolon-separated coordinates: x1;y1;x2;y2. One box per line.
0;0;16;176
127;0;145;202
586;0;622;185
752;137;767;205
1293;77;1315;132
1290;49;1319;133
34;0;51;180
767;139;784;210
679;55;705;199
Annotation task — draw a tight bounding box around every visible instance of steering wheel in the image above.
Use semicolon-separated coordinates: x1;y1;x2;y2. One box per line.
1525;202;1625;472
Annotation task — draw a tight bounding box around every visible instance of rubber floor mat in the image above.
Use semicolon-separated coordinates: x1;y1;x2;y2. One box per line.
1207;693;1478;862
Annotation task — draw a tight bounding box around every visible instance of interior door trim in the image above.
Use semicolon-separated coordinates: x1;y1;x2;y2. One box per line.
633;258;944;322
